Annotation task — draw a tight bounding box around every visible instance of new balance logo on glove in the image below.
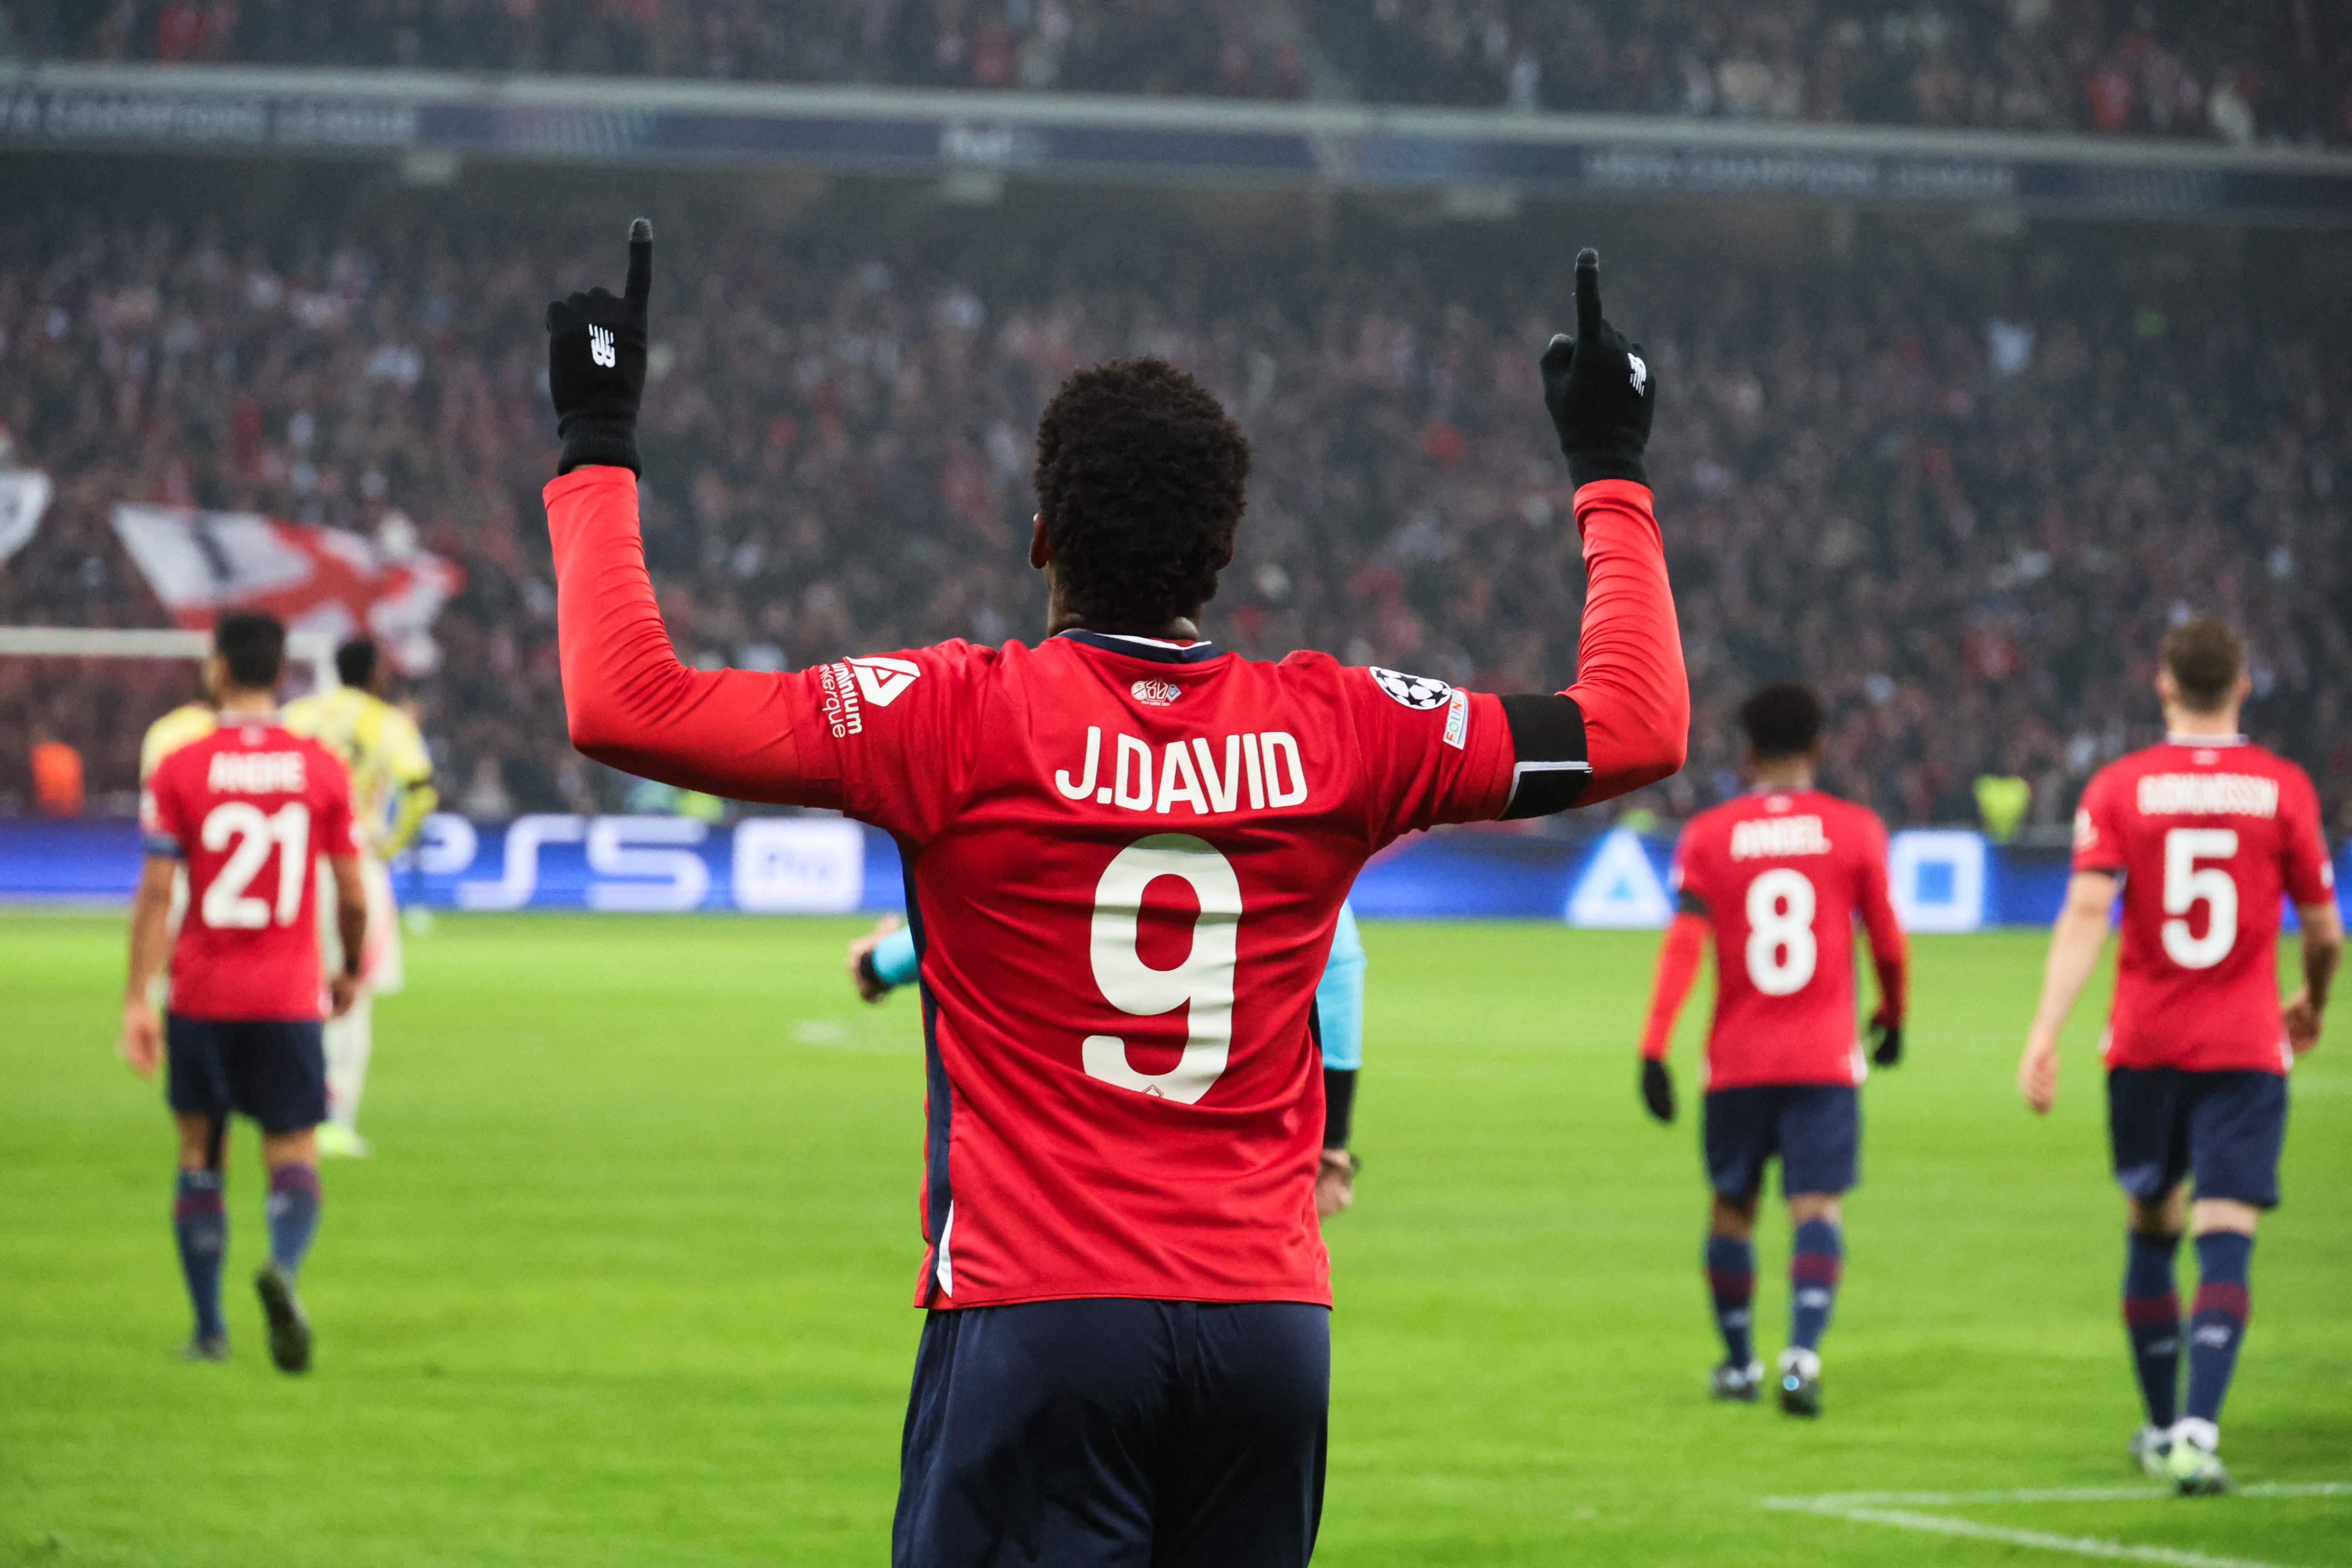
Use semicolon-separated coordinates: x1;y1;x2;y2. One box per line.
544;218;653;475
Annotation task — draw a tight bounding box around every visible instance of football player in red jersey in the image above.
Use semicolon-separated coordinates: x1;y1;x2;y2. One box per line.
122;612;368;1372
2020;616;2341;1494
539;224;1687;1566
1635;683;1907;1416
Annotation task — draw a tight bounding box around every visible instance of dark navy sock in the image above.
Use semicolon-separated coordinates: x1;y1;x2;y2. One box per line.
1704;1234;1757;1367
2184;1231;2253;1425
2122;1231;2182;1429
1789;1218;1843;1354
174;1170;227;1340
265;1164;321;1278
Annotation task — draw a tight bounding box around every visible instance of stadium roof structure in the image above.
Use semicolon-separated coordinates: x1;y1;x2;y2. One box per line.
5;62;2352;226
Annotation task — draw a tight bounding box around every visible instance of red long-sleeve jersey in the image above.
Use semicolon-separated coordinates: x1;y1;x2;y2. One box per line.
1643;788;1906;1088
546;466;1685;1307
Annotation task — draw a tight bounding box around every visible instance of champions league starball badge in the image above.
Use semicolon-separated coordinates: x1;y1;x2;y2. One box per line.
1369;666;1453;710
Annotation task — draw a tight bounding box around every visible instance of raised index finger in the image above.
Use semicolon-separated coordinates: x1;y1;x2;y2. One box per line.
1574;247;1601;339
625;217;653;311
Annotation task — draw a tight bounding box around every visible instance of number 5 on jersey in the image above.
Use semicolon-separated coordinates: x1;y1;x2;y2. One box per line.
2162;827;2238;970
1083;834;1240;1105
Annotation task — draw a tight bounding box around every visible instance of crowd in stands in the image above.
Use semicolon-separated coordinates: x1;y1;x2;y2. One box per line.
1320;0;2347;144
13;0;2347;145
2;201;2347;838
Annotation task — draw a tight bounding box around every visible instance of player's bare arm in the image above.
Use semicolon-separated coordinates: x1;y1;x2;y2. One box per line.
2020;869;2121;1114
326;851;368;1018
2283;900;2343;1054
121;854;178;1078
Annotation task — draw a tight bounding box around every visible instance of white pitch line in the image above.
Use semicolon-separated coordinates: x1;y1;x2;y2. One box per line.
1758;1487;2352;1568
1765;1502;2317;1568
1765;1483;2352;1508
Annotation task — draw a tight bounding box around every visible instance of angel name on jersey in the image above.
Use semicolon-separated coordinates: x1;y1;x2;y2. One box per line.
1054;726;1310;816
1729;813;1830;860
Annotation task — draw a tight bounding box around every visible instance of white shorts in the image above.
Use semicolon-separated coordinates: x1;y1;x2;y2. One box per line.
317;855;404;995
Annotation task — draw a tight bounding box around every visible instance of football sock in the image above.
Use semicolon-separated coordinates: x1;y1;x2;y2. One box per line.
1789;1218;1843;1354
266;1164;322;1278
324;998;373;1131
2184;1231;2253;1426
1704;1234;1756;1366
2121;1231;2183;1428
173;1170;227;1340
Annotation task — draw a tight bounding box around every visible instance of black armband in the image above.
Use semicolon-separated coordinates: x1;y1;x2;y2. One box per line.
856;948;885;991
1497;694;1592;819
1322;1067;1358;1151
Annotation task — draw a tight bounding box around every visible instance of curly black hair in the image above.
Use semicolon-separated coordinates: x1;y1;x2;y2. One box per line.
1033;358;1250;632
1738;682;1825;761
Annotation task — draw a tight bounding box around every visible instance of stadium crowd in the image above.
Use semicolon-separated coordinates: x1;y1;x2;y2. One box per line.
11;0;2347;145
1319;0;2344;143
2;203;2347;836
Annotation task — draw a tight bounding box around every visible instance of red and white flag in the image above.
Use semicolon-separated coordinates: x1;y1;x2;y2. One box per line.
0;468;49;563
112;505;465;674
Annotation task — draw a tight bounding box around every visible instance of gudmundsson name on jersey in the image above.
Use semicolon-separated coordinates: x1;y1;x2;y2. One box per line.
2135;773;2279;818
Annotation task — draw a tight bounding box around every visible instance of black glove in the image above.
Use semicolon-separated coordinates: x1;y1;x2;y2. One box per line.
545;217;653;475
1871;1020;1904;1069
1640;1056;1676;1123
1540;249;1656;490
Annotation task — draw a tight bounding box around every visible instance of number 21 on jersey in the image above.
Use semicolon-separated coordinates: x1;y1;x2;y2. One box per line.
199;800;311;930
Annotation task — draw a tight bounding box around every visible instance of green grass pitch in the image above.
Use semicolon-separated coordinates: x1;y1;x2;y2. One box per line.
4;912;2347;1566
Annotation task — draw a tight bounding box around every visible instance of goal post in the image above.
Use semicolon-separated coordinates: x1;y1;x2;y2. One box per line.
0;626;340;691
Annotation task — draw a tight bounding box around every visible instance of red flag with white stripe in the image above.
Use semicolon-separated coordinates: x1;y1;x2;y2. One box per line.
112;505;464;674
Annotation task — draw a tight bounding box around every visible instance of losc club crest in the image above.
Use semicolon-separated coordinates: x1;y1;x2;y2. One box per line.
1130;678;1182;706
1370;666;1452;710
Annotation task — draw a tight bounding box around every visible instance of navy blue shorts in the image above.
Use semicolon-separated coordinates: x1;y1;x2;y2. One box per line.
1702;1083;1860;1199
894;1298;1328;1568
165;1016;326;1136
2108;1067;2287;1209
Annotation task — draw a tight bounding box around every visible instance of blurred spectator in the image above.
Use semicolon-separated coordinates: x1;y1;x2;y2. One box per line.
31;727;85;816
1974;774;2030;843
0;196;2345;835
